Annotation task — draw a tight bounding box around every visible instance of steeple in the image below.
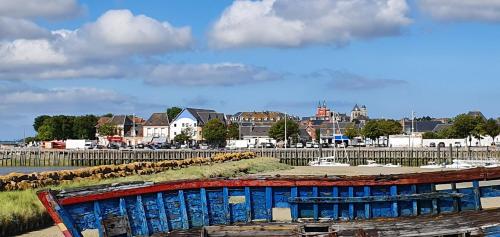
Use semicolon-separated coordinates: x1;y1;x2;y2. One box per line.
322;100;326;108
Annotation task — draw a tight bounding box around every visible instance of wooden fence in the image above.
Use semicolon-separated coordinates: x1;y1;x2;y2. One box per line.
0;147;499;167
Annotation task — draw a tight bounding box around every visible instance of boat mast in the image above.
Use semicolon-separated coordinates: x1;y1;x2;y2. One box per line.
284;112;287;151
332;111;337;162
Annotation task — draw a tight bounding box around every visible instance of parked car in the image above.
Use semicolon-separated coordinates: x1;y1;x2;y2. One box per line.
321;143;329;148
296;143;304;148
429;142;436;147
265;143;274;148
248;144;256;149
199;144;209;150
313;143;320;148
438;142;445;148
306;142;314;148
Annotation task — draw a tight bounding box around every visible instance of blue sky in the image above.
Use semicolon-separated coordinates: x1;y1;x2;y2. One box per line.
0;0;499;140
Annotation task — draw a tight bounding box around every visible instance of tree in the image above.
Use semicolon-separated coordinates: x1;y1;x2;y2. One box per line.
416;116;433;121
379;120;403;146
344;124;360;139
472;118;486;146
98;123;117;136
268;119;300;142
227;123;239;140
174;128;192;144
203;119;227;147
483;118;499;145
73;115;98;139
452;114;480;146
484;119;500;144
33;115;50;132
166;107;182;121
101;113;113;118
422;131;439;139
315;128;321;142
362;120;383;146
37;123;55;141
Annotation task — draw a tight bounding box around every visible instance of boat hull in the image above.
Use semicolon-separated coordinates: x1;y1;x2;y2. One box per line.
37;167;500;237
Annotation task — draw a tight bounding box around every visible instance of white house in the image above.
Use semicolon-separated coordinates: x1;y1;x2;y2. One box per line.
143;113;170;144
169;108;226;143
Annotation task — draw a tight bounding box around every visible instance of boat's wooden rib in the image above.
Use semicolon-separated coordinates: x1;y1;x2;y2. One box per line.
37;167;500;237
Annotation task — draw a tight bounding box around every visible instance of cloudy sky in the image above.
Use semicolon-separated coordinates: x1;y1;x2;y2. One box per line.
1;0;499;140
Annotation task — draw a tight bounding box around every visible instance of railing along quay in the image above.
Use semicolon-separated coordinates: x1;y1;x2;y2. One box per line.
0;147;498;167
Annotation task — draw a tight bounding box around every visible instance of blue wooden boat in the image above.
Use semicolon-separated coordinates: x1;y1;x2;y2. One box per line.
38;167;500;237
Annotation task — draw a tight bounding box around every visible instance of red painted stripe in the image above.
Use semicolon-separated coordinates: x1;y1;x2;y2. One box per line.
37;191;64;224
57;167;500;205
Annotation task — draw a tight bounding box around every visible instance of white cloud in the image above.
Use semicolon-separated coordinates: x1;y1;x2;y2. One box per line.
0;17;50;40
209;0;411;48
0;9;193;80
62;9;192;58
0;39;67;69
146;63;283;86
419;0;500;22
0;0;83;19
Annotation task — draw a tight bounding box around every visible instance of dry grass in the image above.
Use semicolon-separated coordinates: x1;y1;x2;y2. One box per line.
0;158;290;234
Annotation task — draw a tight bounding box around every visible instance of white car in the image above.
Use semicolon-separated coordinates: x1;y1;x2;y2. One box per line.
296;143;304;148
306;142;313;148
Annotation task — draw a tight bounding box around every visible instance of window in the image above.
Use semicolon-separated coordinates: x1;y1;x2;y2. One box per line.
174;132;177;135
194;123;196;127
174;124;177;127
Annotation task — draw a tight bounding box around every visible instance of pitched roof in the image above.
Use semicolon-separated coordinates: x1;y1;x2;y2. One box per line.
433;123;452;132
404;121;443;132
352;104;360;111
107;115;132;126
240;125;271;137
96;117;111;127
468;111;486;120
184;108;215;123
197;112;226;125
144;113;169;126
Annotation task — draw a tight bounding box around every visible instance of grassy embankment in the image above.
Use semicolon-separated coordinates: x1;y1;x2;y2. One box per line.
0;157;291;236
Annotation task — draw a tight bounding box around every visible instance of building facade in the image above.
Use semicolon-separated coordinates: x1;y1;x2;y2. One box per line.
169;108;226;143
143;113;170;144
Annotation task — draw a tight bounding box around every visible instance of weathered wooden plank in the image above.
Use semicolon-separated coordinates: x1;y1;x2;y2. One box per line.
332;187;339;220
312;186;319;220
411;185;418;216
93;201;104;237
178;190;189;230
244;187;252;222
156;193;169;233
288;192;465;203
135;195;149;236
265;187;272;221
473;180;482;211
390;185;398;217
200;188;209;226
222;187;230;224
364;186;371;219
290;187;298;221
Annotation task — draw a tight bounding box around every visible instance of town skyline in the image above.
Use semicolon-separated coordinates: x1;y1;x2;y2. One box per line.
1;0;500;139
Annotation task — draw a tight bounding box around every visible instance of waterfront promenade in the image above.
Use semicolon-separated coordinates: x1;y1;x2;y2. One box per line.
0;147;498;168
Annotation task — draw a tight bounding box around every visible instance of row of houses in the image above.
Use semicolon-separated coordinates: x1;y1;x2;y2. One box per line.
95;108;225;145
94;102;369;146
